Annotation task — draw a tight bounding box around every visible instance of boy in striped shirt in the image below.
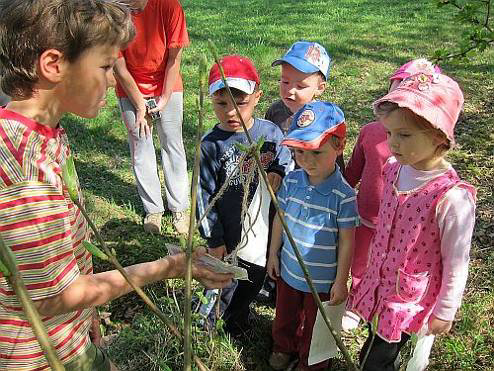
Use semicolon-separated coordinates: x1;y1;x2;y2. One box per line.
0;1;231;370
267;101;358;371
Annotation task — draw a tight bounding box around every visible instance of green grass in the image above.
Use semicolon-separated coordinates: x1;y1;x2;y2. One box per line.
63;0;494;369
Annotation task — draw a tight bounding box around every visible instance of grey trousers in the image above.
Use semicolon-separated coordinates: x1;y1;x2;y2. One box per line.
119;92;189;214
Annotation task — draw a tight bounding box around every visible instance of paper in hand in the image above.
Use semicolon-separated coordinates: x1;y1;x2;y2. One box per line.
308;301;346;366
165;243;249;280
196;254;249;280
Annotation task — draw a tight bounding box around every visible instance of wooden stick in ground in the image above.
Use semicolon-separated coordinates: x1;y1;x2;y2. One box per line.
183;54;208;371
0;235;65;371
207;40;359;371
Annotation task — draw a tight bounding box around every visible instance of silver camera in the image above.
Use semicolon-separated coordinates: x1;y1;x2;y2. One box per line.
145;98;161;121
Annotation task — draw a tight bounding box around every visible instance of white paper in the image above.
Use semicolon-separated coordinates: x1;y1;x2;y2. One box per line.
165;243;249;280
308;301;346;366
406;325;435;371
235;179;271;266
196;254;249;280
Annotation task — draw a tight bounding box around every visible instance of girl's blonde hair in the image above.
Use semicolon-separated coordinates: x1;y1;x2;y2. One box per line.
375;101;451;153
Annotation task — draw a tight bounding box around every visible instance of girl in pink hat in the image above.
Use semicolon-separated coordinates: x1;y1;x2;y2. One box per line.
343;59;442;331
347;71;476;371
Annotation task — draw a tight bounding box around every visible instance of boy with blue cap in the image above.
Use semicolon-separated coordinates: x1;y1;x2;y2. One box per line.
259;41;346;304
266;41;329;133
266;101;358;370
266;40;344;169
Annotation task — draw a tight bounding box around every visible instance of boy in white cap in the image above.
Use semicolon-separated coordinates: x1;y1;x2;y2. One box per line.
267;101;358;370
197;55;291;334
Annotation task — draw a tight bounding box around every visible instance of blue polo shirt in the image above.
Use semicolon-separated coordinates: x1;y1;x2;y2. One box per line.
278;168;359;293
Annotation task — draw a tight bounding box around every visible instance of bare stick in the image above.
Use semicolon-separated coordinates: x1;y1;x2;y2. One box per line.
0;236;65;371
207;39;358;371
183;54;209;371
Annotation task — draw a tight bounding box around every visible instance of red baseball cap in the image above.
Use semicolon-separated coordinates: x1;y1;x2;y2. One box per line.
208;55;260;95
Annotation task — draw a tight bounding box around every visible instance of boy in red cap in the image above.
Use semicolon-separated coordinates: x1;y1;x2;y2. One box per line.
197;55;291;335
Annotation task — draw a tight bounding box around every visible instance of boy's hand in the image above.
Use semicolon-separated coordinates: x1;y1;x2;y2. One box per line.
207;245;226;260
267;172;282;193
267;253;280;280
328;280;348;305
192;247;233;289
427;315;453;335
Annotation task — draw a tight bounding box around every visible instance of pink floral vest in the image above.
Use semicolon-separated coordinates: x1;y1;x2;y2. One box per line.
348;161;475;342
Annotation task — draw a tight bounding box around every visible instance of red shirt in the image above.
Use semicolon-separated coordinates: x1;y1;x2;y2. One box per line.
344;121;391;226
116;0;189;98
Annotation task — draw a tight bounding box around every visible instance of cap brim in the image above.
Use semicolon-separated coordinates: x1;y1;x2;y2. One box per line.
271;56;323;77
209;77;256;95
282;124;345;150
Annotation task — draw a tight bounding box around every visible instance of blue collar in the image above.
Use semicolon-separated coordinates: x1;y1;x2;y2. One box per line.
296;166;341;195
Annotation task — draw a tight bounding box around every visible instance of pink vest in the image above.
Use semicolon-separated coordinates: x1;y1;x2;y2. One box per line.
348;161;475;342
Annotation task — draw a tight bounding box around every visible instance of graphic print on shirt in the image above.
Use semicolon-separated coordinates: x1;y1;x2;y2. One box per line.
221;140;276;188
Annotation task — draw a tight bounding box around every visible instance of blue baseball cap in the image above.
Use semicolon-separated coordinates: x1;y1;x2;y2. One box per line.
272;41;331;80
282;101;346;150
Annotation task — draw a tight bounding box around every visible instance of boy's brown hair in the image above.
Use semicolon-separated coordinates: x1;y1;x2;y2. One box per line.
0;0;135;99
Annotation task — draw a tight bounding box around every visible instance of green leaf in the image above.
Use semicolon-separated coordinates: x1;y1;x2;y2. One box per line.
371;313;379;334
256;137;265;152
83;241;109;261
0;258;10;277
234;142;250;152
61;155;80;203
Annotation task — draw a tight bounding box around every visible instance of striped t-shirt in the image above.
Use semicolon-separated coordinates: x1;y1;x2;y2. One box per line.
278;168;359;293
0;108;92;370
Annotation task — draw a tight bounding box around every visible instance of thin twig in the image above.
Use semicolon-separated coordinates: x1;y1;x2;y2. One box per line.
359;328;376;370
194;152;248;234
183;55;208;371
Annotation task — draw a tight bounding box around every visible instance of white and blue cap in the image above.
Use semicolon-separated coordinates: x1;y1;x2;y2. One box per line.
272;41;331;80
282;101;346;150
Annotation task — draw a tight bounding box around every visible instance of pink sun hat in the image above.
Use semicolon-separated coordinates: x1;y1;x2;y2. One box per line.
390;58;442;82
374;72;464;145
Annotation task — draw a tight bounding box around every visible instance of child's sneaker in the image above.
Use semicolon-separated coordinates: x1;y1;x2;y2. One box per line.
269;352;292;370
341;310;361;331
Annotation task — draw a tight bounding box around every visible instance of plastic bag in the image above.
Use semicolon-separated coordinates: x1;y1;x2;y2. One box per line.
406;325;435;371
